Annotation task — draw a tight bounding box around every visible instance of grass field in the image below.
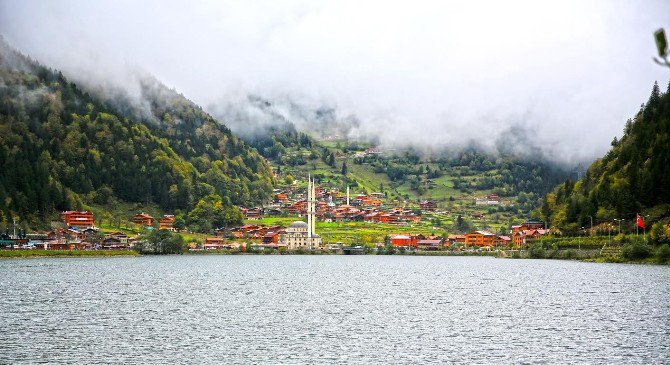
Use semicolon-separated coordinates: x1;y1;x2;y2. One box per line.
247;217;444;245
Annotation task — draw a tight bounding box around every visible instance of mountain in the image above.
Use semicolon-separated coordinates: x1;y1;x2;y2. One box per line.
537;81;670;232
0;39;273;225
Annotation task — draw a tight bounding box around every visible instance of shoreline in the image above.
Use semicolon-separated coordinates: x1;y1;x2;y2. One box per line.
1;249;666;265
0;250;140;258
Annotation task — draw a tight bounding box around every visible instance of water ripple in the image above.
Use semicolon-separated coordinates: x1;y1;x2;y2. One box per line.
0;256;668;364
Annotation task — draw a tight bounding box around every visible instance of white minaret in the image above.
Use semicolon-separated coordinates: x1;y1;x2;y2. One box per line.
346;185;350;206
312;179;316;237
311;177;316;236
307;175;312;249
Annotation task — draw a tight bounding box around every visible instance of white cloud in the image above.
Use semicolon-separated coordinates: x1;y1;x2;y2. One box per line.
1;0;668;164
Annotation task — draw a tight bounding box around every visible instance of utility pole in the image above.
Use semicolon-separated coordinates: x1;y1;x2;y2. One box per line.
579;227;584;251
608;223;611;244
643;214;649;243
614;219;622;235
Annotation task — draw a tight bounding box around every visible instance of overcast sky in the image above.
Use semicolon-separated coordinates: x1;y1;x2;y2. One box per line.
1;0;669;165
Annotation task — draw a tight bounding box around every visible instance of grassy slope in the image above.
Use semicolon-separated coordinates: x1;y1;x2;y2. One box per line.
274;140;523;234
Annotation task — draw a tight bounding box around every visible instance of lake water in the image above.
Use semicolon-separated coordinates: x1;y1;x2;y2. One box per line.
0;256;668;364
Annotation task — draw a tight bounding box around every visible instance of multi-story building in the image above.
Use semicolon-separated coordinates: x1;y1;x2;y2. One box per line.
131;213;154;227
60;211;95;228
465;230;496;247
159;215;175;230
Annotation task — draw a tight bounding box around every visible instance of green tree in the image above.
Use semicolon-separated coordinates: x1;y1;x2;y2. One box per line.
187;194;242;233
173;214;186;231
328;152;336;167
649;222;670;245
138;229;185;254
455;215;473;233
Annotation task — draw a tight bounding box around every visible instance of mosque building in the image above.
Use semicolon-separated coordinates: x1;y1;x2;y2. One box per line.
281;176;322;250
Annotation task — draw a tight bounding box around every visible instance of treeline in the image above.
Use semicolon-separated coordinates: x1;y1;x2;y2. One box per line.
355;147;568;201
243;123;314;162
536;81;670;234
0;40;273;226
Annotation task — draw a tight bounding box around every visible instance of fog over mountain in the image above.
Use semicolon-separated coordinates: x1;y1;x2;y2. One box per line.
1;0;668;166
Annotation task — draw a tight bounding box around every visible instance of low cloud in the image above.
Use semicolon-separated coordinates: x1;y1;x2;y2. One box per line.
1;0;669;165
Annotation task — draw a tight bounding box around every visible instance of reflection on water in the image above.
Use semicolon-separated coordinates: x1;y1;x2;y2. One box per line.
0;256;668;364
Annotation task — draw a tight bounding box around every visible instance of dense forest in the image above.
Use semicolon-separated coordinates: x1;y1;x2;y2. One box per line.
537;81;670;233
0;39;274;226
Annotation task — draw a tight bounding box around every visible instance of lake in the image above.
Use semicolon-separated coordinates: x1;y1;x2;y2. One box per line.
0;256;668;364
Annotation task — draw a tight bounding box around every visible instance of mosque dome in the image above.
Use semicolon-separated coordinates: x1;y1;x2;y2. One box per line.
289;221;308;229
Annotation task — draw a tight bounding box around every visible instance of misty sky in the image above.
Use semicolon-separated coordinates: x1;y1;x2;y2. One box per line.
1;0;669;165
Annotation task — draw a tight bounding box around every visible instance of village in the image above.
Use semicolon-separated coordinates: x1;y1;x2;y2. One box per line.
0;177;550;254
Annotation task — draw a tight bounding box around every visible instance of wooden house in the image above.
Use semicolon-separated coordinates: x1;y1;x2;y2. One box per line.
60;211;95;228
159;215;175;230
419;200;436;211
131;213;154;227
465;231;496;247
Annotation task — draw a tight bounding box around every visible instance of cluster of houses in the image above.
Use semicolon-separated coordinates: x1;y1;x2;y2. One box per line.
59;210;176;231
201;223;295;251
129;213;176;230
0;227;135;252
0;210;181;251
241;183;432;225
387;232;509;250
475;194;501;206
511;220;549;246
387;220;549;250
1;175;550;253
194;219;550;252
202;177;324;251
48;211;136;250
352;147;382;158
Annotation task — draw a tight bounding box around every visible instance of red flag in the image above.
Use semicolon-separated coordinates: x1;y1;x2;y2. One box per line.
636;214;646;229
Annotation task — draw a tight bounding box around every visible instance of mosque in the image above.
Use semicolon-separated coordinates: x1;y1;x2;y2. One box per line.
281;176;322;250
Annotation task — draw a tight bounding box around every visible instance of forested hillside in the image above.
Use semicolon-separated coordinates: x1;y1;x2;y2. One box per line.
0;39;273;225
537;81;670;233
216;93;570;214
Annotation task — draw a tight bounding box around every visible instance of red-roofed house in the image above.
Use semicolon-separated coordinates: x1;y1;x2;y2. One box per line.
131;213;154;227
159;215;175;230
60;211;95;228
419;200;437;211
391;234;417;247
417;239;444;250
465;231;496;247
